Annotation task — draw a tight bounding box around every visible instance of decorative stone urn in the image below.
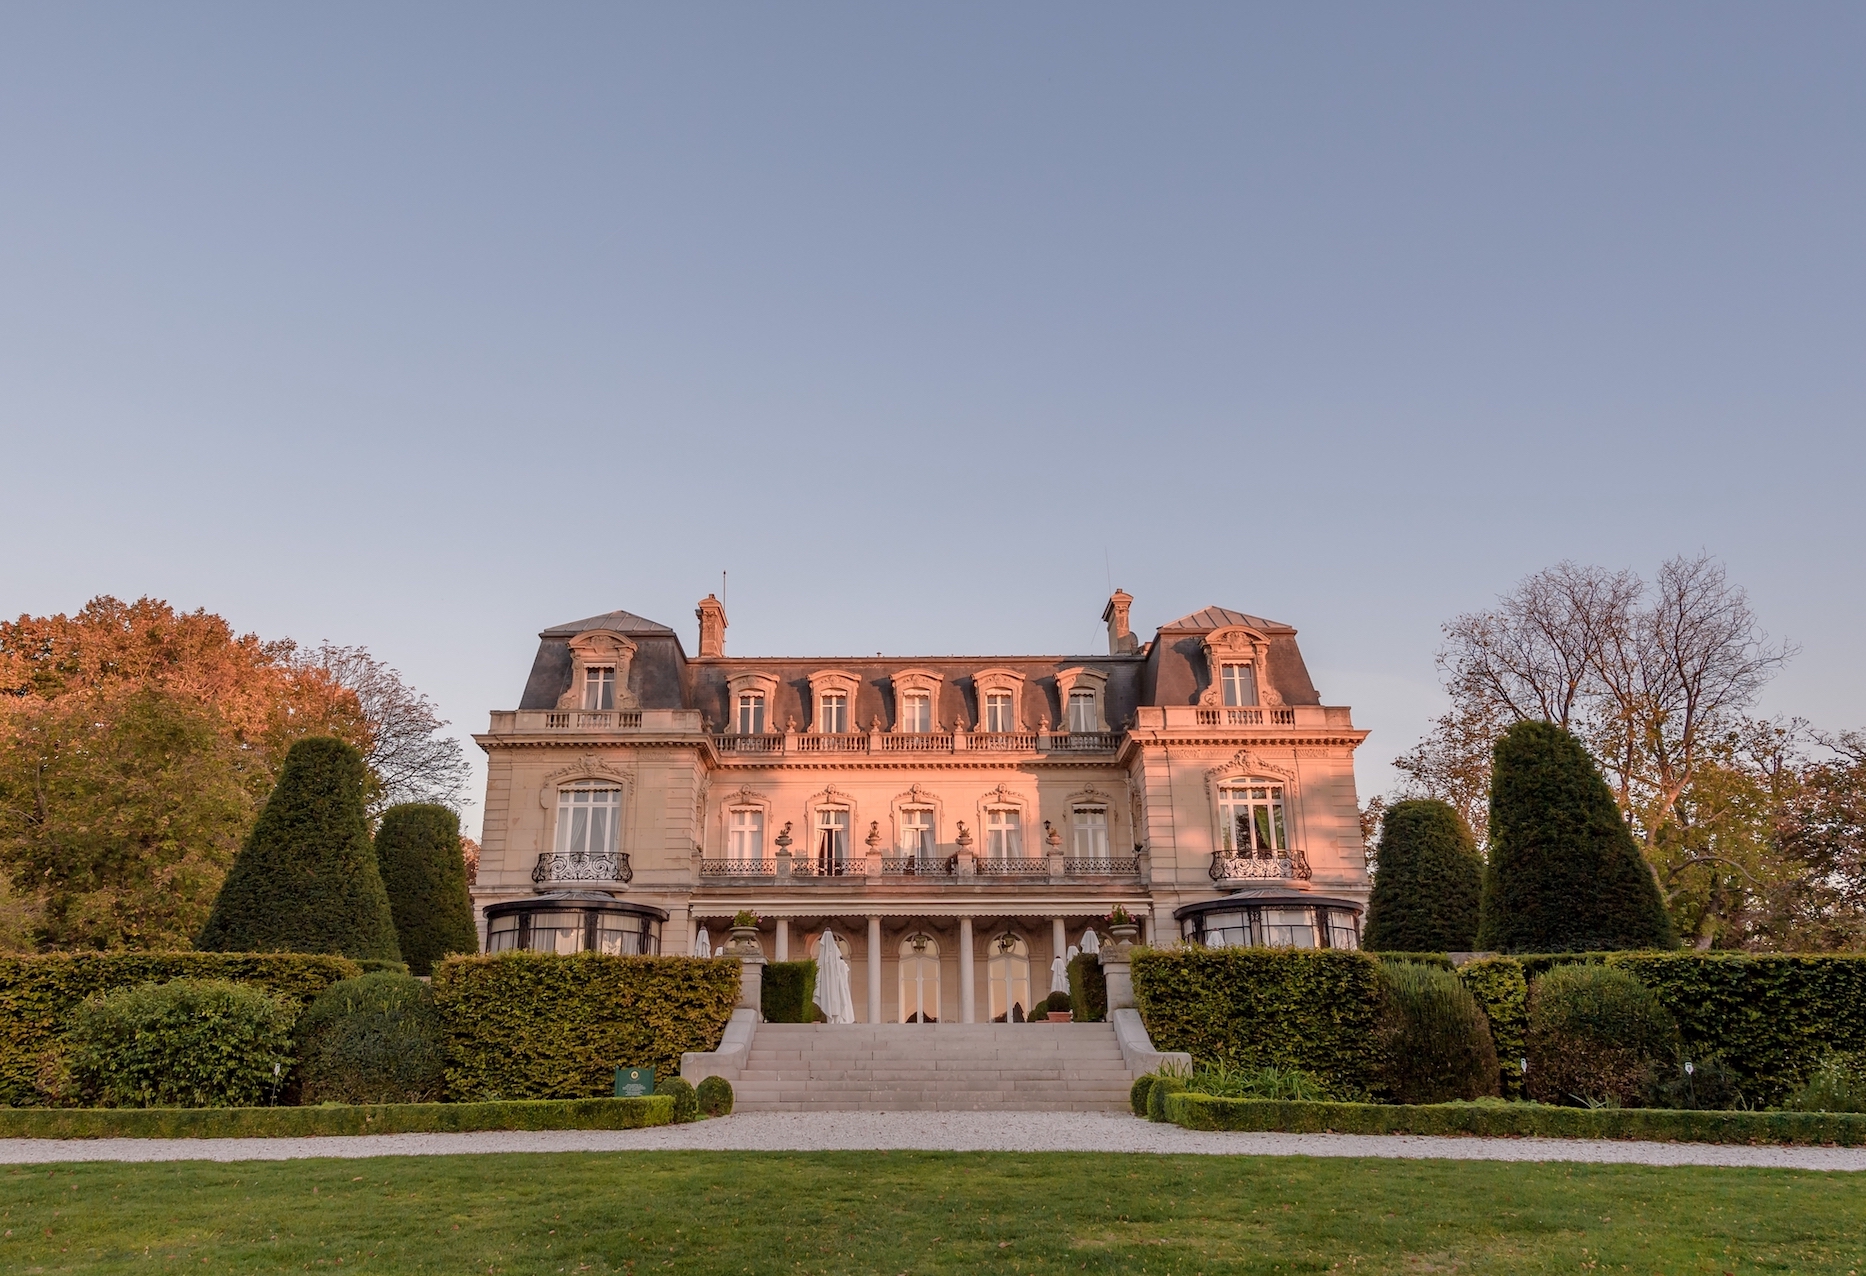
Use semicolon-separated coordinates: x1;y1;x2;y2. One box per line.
727;926;763;957
1106;923;1141;957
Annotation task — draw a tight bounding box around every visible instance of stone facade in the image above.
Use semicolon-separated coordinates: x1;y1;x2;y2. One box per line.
471;592;1371;1023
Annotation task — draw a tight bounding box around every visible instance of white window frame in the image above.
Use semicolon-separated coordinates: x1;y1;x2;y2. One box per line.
1221;662;1258;708
1070;806;1109;858
818;693;848;734
583;666;616;711
898;807;937;862
983;693;1015;733
900;692;932;734
815;806;851;874
1217;780;1287;856
1066;690;1098;732
736;692;766;735
984;807;1022;860
727;807;764;863
555;783;623;855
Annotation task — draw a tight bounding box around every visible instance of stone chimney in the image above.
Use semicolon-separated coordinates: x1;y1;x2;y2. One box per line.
1102;589;1138;655
696;594;728;658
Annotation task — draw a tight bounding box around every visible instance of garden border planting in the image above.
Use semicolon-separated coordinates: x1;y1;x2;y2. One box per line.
1164;1092;1866;1146
0;1095;673;1140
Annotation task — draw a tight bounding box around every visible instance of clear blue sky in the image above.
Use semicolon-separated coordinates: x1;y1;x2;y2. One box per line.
4;4;1862;835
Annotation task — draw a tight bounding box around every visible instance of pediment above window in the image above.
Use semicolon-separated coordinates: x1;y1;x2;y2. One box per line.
1203;748;1297;795
1198;626;1279;708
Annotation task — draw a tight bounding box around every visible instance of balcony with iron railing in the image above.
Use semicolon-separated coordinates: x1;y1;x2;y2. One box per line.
1208;848;1313;883
532;850;634;885
692;849;1145;884
708;728;1122;758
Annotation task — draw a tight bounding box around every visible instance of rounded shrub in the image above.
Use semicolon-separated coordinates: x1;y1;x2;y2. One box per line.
1044;991;1072;1016
293;971;446;1105
696;1075;734;1117
1376;961;1500;1104
1525;964;1678;1107
1146;1075;1186;1122
661;1075;699;1123
375;803;478;976
69;979;295;1109
1364;799;1483;952
1130;1073;1156;1117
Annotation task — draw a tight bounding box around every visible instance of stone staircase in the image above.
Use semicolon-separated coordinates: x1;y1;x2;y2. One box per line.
730;1022;1136;1112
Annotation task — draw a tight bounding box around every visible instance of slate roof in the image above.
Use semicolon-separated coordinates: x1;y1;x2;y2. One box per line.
1160;606;1292;633
540;609;676;638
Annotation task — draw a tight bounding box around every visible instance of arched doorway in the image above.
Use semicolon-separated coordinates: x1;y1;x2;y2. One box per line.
898;933;940;1022
987;933;1031;1022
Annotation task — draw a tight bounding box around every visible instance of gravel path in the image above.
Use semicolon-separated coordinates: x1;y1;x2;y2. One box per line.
2;1111;1862;1170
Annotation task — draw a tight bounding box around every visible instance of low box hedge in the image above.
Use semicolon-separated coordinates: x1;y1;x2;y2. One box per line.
432;951;739;1101
0;953;362;1107
1164;1091;1866;1146
0;1095;673;1140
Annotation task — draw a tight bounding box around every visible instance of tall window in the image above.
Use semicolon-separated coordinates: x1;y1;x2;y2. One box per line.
736;692;766;734
1066;690;1098;732
899;934;941;1023
816;807;849;874
818;693;848;734
555;784;622;855
1220;662;1257;708
987;933;1031;1022
984;693;1014;733
985;808;1022;859
900;692;932;733
1070;806;1109;857
583;667;616;711
1218;781;1287;856
899;808;936;863
727;808;764;863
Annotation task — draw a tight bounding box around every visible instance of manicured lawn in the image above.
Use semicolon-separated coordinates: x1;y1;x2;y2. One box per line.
2;1151;1862;1274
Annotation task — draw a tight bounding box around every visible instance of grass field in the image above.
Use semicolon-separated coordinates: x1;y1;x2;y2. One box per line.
2;1150;1862;1274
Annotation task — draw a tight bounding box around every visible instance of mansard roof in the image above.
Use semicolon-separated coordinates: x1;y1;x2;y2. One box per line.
1161;606;1294;633
540;609;675;638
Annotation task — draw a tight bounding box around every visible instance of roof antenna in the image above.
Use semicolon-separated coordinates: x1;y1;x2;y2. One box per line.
721;570;727;613
1104;546;1113;594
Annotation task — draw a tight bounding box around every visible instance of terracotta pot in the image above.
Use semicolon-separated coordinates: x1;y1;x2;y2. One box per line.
1047;1011;1072;1023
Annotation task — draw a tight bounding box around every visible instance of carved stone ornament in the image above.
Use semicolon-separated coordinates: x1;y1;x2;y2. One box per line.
1203;748;1297;797
538;756;634;807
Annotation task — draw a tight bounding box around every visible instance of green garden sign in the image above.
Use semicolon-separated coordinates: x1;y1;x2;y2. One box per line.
614;1067;654;1097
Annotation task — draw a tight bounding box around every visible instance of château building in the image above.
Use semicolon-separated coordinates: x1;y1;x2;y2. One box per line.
470;591;1370;1024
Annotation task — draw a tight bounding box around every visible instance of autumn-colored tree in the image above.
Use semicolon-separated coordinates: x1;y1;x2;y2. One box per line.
0;688;252;950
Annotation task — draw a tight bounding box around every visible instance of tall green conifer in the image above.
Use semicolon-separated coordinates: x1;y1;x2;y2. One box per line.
374;803;477;975
1363;799;1482;952
196;737;401;960
1477;721;1674;953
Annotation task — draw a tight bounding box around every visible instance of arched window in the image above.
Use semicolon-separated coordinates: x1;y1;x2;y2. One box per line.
555;783;622;855
1217;780;1286;857
898;933;940;1022
987;933;1031;1022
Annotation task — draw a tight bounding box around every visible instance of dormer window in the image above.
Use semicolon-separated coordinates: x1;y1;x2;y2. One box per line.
1066;690;1098;732
583;667;616;711
807;669;861;735
984;693;1015;733
819;693;848;734
901;693;932;733
1221;662;1257;707
736;692;766;735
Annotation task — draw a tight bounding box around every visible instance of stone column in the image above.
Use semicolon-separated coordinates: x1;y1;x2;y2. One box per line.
775;918;789;962
1052;917;1067;963
867;916;883;1024
958;916;975;1023
685;912;698;957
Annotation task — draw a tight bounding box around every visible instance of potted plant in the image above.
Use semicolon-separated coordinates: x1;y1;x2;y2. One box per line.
1106;904;1141;948
727;910;762;956
1044;991;1073;1022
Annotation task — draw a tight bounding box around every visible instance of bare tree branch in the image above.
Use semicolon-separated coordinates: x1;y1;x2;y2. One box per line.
291;644;469;815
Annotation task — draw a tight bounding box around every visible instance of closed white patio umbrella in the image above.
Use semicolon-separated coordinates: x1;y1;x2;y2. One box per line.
1079;927;1101;954
1049;954;1070;996
693;926;712;958
813;930;856;1024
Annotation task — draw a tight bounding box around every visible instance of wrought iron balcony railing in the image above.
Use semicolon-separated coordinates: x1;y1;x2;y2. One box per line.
1208;849;1312;882
532;850;633;885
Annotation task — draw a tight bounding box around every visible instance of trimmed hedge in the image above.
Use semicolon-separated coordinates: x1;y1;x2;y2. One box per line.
0;1096;673;1140
294;972;447;1105
432;951;740;1100
1376;962;1498;1104
197;736;402;961
1067;954;1107;1022
1363;799;1482;952
68;979;296;1108
374;803;479;976
1132;947;1384;1099
697;1075;734;1117
761;960;818;1024
1456;957;1528;1097
1164;1092;1866;1146
0;952;360;1107
1526;963;1678;1106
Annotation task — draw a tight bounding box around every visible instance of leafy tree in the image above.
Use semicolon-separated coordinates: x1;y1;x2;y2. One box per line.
374;803;477;975
196;737;401;961
1478;721;1675;953
288;645;469;813
0;688;251;950
1362;799;1482;952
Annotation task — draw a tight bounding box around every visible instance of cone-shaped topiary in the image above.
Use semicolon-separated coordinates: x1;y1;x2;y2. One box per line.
374;803;478;975
1363;799;1483;952
197;737;402;961
1477;721;1675;953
